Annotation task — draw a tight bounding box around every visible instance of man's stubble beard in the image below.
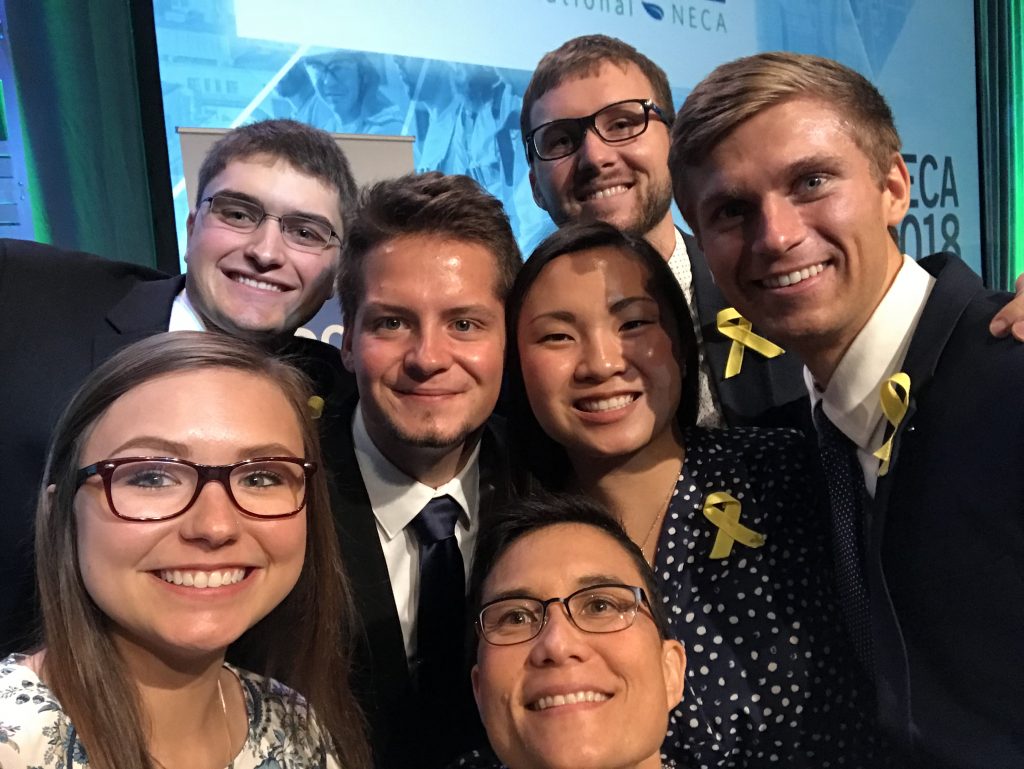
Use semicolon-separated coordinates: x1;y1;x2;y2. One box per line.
626;175;674;239
554;175;673;240
380;412;478;451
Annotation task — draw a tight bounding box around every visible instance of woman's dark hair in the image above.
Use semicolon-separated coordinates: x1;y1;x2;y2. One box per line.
504;220;699;491
468;493;674;642
35;331;370;769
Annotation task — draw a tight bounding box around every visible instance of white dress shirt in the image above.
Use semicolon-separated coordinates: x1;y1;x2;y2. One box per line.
350;405;481;660
805;254;935;496
667;229;725;428
169;287;205;332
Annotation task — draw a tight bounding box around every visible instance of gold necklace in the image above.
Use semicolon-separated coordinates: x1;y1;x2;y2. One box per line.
150;672;234;769
218;673;235;769
639;457;684;562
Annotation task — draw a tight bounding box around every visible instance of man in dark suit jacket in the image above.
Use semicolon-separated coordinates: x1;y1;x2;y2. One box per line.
0;118;357;655
671;51;1024;768
520;35;808;428
331;172;520;769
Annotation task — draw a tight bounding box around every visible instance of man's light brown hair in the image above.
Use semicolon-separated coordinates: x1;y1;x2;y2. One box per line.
669;51;901;212
336;171;521;322
521;34;674;156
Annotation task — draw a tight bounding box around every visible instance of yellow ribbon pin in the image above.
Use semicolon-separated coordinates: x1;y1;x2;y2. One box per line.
716;308;785;379
873;372;910;476
307;395;325;421
702;491;766;559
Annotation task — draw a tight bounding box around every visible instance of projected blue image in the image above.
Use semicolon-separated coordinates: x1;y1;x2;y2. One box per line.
153;0;979;287
153;0;555;262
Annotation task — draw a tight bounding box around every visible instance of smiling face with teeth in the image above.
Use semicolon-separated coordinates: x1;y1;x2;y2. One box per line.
516;245;683;467
471;523;685;769
184;154;344;342
527;62;677;258
681;97;911;382
73;367;307;664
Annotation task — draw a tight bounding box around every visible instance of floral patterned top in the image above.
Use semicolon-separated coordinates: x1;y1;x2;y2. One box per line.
0;655;340;769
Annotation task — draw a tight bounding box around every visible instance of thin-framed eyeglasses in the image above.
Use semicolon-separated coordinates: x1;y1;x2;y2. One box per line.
201;194;340;253
524;99;669;162
477;583;650;646
75;456;317;522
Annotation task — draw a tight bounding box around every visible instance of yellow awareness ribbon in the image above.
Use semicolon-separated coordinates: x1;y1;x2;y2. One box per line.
702;491;766;559
307;395;325;421
716;308;786;379
873;372;911;476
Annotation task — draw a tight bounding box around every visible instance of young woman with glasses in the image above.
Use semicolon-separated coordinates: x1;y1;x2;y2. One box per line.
498;222;895;768
0;332;369;769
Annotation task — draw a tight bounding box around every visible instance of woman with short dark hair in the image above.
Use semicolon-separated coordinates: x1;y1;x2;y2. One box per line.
469;494;685;769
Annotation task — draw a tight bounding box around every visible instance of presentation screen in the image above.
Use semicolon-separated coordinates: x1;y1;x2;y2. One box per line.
153;0;979;276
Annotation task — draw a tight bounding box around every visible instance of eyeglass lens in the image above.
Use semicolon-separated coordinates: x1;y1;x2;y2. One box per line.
207;195;334;250
107;459;307;520
532;100;653;160
480;584;641;644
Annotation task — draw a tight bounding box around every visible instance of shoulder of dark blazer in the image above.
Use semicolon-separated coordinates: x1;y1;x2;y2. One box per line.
478;413;514;515
276;335;356;406
0;238;170;288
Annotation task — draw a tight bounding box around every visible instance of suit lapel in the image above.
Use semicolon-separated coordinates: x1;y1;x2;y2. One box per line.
685;233;805;425
325;402;412;700
326;401;503;765
864;254;980;743
477;414;512;524
688;231;732;398
870;255;979;528
93;275;183;365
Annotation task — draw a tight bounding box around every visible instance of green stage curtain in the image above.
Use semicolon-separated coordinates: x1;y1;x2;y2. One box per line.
7;0;159;267
977;0;1024;289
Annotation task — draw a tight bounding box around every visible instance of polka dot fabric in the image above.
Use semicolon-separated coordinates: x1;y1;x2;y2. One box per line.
659;427;896;767
449;427;900;769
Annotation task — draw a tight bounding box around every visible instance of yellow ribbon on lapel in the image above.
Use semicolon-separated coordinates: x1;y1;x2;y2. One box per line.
873;372;910;476
307;395;325;421
716;308;785;379
702;491;766;559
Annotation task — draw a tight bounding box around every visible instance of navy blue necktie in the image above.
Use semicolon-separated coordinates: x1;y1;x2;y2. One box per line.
814;401;875;675
409;495;466;693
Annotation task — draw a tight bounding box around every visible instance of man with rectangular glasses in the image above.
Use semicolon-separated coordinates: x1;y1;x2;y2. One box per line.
0;118;358;656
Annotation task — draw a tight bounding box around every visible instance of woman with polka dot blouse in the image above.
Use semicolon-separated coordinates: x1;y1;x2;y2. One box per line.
502;222;895;768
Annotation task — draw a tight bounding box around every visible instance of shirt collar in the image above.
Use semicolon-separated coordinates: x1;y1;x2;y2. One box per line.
666;229;692;290
805;253;935;450
351;404;480;541
169;287;206;332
